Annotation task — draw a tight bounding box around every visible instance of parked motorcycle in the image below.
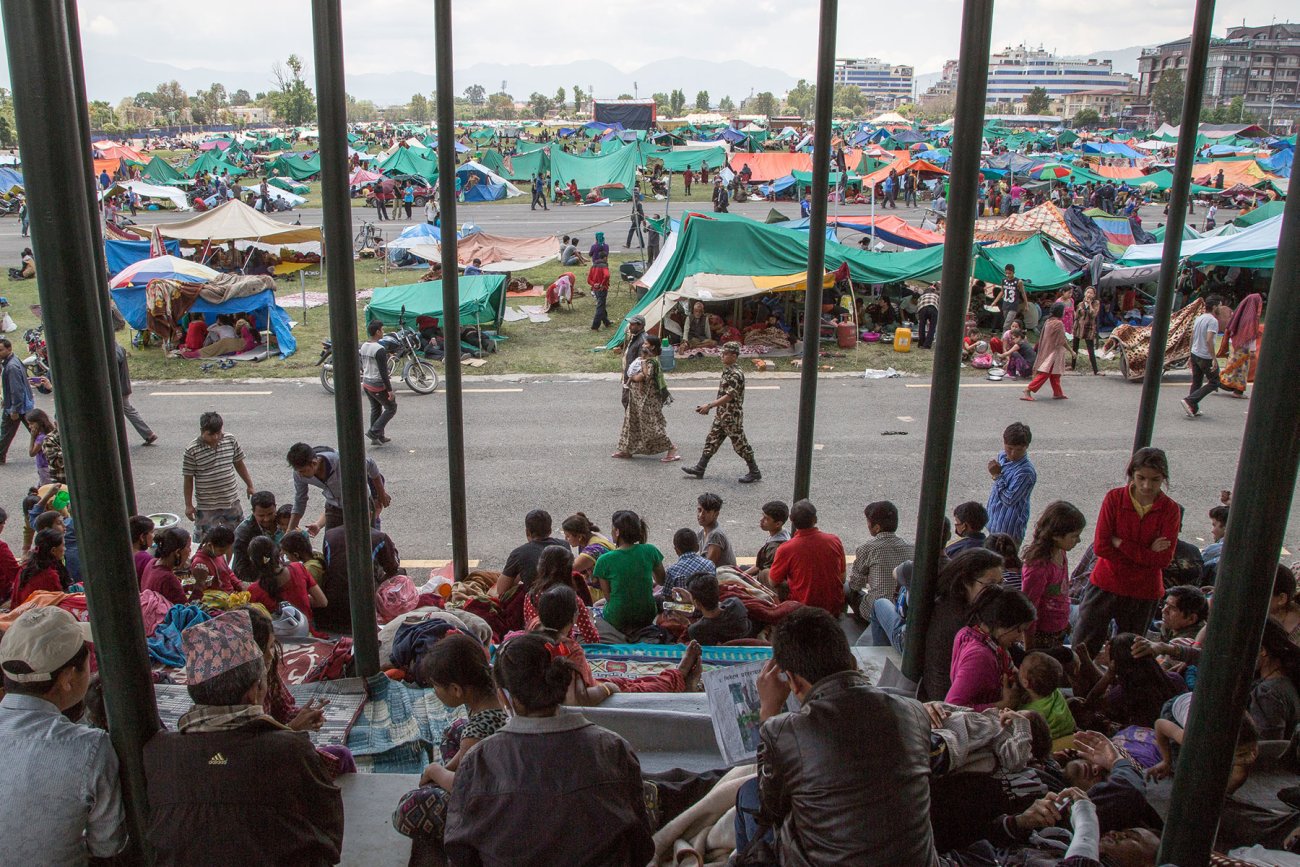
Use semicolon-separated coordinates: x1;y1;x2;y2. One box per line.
22;325;52;391
317;308;439;395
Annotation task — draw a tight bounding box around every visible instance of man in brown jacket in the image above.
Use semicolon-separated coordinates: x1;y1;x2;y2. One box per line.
143;610;344;866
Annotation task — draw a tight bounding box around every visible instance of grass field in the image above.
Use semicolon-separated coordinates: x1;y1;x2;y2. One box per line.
1;249;958;383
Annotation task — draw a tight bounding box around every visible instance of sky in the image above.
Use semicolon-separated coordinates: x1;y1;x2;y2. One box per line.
0;0;1294;92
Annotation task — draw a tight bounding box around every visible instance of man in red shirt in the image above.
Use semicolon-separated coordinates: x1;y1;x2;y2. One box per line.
768;500;846;617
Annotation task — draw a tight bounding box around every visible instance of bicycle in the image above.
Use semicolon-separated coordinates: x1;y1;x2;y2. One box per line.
353;221;383;255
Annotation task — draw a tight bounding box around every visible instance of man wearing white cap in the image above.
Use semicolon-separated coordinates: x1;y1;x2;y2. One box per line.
143;609;343;865
0;607;127;865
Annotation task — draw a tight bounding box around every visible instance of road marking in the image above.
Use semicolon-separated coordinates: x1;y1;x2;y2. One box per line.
404;559;482;568
813;444;824;450
150;390;274;396
673;385;781;391
905;383;1025;389
1284;547;1293;557
897;415;914;421
461;388;523;393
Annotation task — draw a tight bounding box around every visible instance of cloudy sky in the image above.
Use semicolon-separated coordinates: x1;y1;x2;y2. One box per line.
0;0;1292;92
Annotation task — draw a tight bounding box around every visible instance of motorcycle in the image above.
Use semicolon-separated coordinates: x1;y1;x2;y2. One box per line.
22;325;52;392
317;307;439;395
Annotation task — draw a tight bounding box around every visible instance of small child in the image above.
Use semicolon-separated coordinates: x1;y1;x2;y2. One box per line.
984;533;1023;591
275;503;295;536
190;525;241;593
280;530;326;587
394;633;506;858
945;502;989;557
661;527;716;597
1020;501;1087;648
696;492;735;568
682;573;751;645
929;704;1052;777
129;515;156;583
1201;504;1228;582
1017;651;1078;743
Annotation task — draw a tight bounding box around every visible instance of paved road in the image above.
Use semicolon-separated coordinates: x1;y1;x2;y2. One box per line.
3;371;1294;571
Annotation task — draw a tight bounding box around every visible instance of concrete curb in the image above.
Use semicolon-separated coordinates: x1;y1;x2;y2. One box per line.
134;369;923;386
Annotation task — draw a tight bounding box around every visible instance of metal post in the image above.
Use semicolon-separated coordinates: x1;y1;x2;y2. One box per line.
2;0;158;856
434;0;471;584
791;0;838;503
311;0;380;677
1158;185;1300;867
901;0;995;683
1132;0;1216;450
62;0;136;514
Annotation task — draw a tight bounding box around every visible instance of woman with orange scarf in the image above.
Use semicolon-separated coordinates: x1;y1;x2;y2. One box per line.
1220;292;1262;397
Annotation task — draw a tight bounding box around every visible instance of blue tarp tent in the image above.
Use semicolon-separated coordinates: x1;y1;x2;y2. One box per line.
105;238;182;276
1082;142;1143;159
1259;148;1292;178
0;167;23;190
111;286;298;357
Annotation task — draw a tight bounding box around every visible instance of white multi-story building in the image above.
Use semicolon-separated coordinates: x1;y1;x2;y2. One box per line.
833;58;915;107
985;46;1135;105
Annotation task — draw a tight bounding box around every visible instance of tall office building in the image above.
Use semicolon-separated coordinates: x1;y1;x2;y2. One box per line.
1138;23;1300;116
921;46;1134;109
833;58;915;107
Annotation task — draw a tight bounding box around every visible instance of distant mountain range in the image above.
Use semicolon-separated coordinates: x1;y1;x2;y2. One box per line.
2;46;800;108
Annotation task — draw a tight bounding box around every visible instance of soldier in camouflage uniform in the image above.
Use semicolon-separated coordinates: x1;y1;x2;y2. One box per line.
683;342;761;483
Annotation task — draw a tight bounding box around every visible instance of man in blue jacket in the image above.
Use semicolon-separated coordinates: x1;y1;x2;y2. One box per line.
0;337;33;463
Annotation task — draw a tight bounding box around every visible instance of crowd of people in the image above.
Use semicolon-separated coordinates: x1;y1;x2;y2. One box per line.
0;390;1296;865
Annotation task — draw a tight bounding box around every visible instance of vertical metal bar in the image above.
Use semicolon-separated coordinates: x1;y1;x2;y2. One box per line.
791;0;838;502
61;0;136;514
1132;0;1216;450
901;0;996;682
2;0;157;856
1158;183;1300;867
311;0;381;676
434;0;471;584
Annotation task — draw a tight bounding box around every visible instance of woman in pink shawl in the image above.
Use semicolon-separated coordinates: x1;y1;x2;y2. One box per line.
1220;293;1262;397
1021;302;1075;401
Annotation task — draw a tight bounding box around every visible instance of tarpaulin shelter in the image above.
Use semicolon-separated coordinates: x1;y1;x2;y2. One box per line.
378;147;438;181
1080;208;1158;256
501;149;550;182
604;212;947;348
1117;214;1283;270
1130;169;1218;194
141;156;187;186
1082;141;1144;159
104;238;181;277
108;255;220;289
269;176;310;196
455;161;524;201
646;146;728;172
634;271;837;335
972;234;1081;290
1258;148;1293;178
102;180;190;212
549;145;640;201
1191;160;1273;187
366;274;506;329
155;199;323;246
266;153;322;181
182;151;246;178
93;141;144;163
830;215;946;249
0;167;23;191
348;168;384;187
1234;200;1285;227
725;152;812;182
401;231;555;272
112;280;298;357
975;202;1077;248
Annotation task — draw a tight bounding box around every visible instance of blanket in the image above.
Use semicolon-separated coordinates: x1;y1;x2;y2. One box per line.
345;672;464;774
198;272;276;304
145;604;211;668
582;643;771;679
1109;298;1203;382
651;765;755;867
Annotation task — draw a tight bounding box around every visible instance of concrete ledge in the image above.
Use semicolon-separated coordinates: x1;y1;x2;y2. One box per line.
338;772;420;867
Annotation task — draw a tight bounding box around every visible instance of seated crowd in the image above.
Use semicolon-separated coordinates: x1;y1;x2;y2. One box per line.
0;426;1297;866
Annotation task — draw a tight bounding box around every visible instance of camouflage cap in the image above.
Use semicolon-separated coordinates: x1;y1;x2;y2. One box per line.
722;341;741;355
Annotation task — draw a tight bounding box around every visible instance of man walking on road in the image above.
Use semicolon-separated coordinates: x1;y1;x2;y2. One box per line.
115;344;157;445
1182;296;1230;419
0;337;33;463
683;342;761;484
360;320;397;444
183;412;255;537
530;174;548;211
588;232;612;330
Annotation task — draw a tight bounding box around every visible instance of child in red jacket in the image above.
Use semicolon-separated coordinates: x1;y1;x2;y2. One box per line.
1072;447;1181;654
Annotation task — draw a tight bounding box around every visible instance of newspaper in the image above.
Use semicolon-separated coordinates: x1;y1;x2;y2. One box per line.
702;660;798;766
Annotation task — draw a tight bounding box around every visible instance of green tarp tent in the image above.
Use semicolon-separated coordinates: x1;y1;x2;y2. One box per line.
972;234;1081;291
267;153;321;181
366;274;506;329
501;149;550;182
269;176;309;195
1129;169;1218;194
646;146;728;172
792;170;861;190
602;213;947;349
141;155;186;186
1151;223;1202;241
478;149;507;176
378;148;439;181
1233;200;1284;227
182;151;246;178
549;145;640;202
516;140;548;154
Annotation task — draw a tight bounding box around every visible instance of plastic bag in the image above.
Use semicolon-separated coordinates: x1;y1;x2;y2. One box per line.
375;574;420;624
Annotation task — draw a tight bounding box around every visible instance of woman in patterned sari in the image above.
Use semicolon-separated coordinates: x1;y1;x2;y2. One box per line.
613;340;680;462
1220;292;1262;397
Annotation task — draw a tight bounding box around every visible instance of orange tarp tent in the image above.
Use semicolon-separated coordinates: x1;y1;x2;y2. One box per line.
727;152;811;182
